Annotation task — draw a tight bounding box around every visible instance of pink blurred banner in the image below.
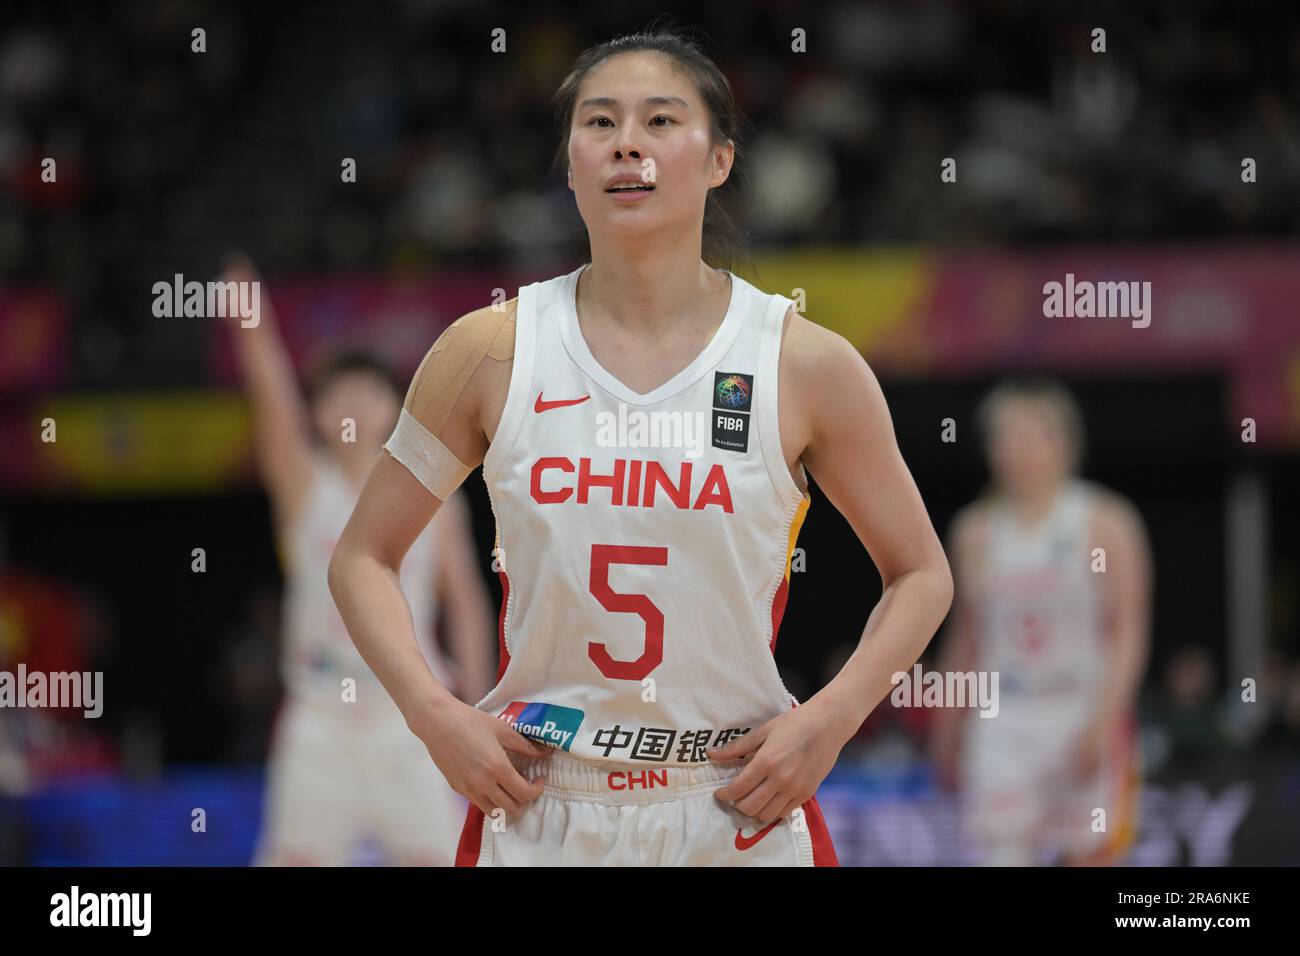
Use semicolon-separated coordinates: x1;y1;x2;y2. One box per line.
870;244;1300;447
208;252;1300;448
206;268;543;383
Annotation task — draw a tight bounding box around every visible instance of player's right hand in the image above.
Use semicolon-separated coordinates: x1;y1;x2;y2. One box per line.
413;699;552;818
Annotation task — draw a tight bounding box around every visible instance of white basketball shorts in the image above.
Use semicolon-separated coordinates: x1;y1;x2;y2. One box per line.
455;748;839;867
960;697;1140;864
256;691;463;866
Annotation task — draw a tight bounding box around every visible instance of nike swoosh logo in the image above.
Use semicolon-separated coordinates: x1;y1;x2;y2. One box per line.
534;392;591;413
734;820;780;851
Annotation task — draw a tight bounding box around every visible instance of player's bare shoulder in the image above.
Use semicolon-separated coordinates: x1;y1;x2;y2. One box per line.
1086;484;1150;555
777;303;863;383
775;303;873;457
404;297;518;465
461;298;518;446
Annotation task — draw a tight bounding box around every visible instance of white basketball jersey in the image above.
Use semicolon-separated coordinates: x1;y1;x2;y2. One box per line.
281;455;449;701
477;263;810;767
975;478;1105;696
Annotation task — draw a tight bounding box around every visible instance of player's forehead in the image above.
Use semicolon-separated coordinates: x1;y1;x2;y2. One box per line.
576;52;698;112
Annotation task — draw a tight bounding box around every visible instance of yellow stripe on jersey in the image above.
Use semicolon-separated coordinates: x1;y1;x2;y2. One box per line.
784;495;811;579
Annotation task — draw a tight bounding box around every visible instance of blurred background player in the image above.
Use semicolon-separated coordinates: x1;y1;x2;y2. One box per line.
931;379;1153;865
219;255;495;866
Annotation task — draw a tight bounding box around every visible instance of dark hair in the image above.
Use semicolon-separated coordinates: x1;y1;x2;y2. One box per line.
550;24;754;275
303;347;403;406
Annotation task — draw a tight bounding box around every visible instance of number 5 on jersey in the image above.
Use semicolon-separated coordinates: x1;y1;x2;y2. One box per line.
588;544;668;681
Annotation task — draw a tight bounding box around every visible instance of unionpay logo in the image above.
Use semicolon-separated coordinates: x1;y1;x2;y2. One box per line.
498;701;584;751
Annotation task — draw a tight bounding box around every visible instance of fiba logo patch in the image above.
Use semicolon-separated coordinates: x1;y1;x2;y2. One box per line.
715;373;752;411
712;371;754;452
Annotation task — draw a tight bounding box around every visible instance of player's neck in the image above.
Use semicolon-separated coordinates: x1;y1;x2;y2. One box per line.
579;249;726;336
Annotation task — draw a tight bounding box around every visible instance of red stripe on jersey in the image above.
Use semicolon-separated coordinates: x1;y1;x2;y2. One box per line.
800;795;840;866
454;803;486;867
496;567;511;682
769;575;790;653
770;496;810;653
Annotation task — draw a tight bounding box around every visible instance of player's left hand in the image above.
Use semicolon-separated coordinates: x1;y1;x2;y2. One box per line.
706;700;843;824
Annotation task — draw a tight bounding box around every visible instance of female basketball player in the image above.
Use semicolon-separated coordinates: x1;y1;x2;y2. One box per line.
931;380;1152;866
328;31;953;866
219;254;495;865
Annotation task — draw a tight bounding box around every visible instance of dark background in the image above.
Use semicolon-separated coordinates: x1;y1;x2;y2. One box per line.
0;0;1296;863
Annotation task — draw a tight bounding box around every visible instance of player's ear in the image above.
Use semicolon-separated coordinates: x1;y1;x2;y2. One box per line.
567;166;573;191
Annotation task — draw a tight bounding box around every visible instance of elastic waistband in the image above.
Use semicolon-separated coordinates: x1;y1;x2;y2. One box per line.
507;749;744;805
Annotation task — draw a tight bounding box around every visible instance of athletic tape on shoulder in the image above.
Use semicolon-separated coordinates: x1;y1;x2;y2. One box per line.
406;302;516;435
383;407;473;501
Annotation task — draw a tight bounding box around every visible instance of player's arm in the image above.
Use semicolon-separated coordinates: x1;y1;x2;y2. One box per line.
431;489;496;704
711;310;954;820
1089;493;1153;726
327;300;549;817
330;302;508;720
793;314;955;739
933;508;983;675
218;253;316;532
928;507;983;786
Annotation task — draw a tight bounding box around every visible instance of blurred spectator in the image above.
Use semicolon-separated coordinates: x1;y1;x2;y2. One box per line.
1251;657;1300;750
4;0;1299;297
216;587;281;765
1142;646;1224;770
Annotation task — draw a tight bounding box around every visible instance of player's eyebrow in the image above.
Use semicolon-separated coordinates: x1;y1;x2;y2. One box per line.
578;95;692;111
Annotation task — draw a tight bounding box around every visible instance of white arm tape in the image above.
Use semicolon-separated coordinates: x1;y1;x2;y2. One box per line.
383;407;473;501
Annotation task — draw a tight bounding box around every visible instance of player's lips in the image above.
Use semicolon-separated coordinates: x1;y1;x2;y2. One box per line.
606;187;654;203
604;173;655;201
